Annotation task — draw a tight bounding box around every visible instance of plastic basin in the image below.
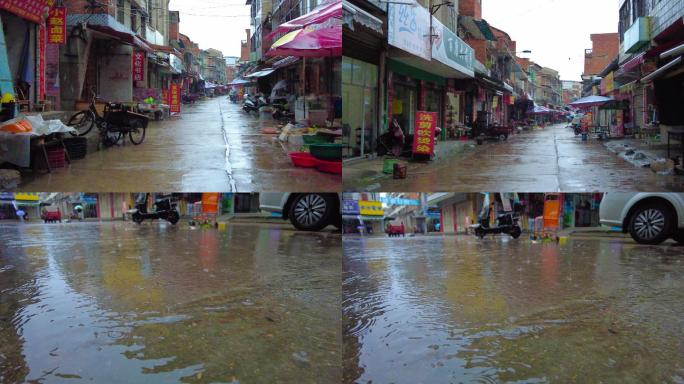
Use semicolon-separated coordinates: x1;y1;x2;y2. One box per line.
288;152;316;168
309;143;343;160
302;134;333;144
315;158;342;174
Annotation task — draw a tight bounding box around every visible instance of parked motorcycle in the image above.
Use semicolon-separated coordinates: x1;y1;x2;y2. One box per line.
131;193;180;225
471;193;522;239
242;93;268;114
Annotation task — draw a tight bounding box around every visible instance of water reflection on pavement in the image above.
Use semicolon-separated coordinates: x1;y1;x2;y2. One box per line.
0;222;341;383
343;235;684;383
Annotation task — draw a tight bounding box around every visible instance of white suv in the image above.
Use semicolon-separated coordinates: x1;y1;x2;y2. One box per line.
259;193;341;231
600;193;684;245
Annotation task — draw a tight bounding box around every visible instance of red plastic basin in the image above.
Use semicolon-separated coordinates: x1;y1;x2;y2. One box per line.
315;158;342;174
289;152;316;168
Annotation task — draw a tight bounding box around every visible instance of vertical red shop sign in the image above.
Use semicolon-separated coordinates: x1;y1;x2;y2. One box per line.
169;83;181;114
47;7;66;44
412;111;437;156
38;24;46;101
132;51;145;82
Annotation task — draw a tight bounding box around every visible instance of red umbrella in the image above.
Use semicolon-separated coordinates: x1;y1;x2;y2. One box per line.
265;19;341;57
266;0;341;40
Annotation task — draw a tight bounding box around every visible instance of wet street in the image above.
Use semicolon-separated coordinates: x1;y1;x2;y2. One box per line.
0;221;341;383
344;124;684;192
17;98;340;192
344;235;684;383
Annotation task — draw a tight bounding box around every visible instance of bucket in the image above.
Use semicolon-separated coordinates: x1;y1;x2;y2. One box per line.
393;163;407;179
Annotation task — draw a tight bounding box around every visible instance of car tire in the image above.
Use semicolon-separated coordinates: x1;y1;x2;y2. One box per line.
288;193;335;231
628;202;674;245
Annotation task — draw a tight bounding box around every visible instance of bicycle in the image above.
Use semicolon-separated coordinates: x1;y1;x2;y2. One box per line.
68;90;148;147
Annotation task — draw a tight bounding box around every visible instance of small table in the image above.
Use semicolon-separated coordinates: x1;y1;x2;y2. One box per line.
666;127;684;163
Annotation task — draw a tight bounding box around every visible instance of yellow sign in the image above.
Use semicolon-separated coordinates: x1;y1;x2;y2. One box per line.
359;201;384;216
14;192;40;201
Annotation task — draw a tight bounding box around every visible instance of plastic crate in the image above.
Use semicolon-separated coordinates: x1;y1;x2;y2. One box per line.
47;147;66;168
63;137;88;160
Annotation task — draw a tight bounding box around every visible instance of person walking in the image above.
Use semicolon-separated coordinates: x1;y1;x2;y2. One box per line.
16;208;25;223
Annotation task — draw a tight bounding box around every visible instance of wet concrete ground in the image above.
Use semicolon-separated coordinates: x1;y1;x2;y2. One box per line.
344;124;684;192
0;221;341;383
17;98;341;192
344;235;684;383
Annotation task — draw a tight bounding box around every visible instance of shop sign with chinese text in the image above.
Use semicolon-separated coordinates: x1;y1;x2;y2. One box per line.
412;111;436;155
169;83;181;113
132;51;145;82
0;0;49;24
387;2;431;60
47;7;66;44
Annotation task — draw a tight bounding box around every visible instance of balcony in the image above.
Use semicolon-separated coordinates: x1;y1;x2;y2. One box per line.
623;17;651;54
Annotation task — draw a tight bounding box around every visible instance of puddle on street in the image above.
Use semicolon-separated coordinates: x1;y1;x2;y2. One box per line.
343;236;684;383
0;222;341;383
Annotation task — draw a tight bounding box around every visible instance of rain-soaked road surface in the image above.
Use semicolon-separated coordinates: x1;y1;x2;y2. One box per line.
344;235;684;383
344;124;684;192
17;98;340;192
0;222;341;383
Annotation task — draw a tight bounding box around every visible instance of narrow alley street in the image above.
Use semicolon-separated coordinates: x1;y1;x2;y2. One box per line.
343;235;684;384
344;124;684;192
17;98;340;192
0;221;341;383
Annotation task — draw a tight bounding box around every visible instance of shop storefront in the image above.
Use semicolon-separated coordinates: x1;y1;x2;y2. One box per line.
382;2;474;154
386;59;445;136
342;56;378;157
0;2;49;112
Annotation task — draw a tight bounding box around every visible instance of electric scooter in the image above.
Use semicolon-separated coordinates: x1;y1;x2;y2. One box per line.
471;193;522;239
131;193;180;225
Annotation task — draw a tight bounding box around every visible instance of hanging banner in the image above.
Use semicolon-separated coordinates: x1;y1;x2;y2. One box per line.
38;24;46;101
169;83;181;113
387;3;431;60
412;111;437;156
132;51;145;82
0;0;49;24
47;6;66;45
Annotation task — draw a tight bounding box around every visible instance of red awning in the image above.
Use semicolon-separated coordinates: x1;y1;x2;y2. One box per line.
620;52;645;72
88;25;153;52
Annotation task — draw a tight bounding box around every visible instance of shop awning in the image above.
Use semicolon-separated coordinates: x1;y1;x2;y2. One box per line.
342;0;383;34
88;25;153;52
267;0;342;39
620;52;645;72
273;56;301;68
246;69;276;77
228;78;254;85
568;95;613;107
641;56;683;83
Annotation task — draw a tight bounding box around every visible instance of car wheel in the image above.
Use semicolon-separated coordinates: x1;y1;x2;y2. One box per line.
288;193;335;231
628;202;674;245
